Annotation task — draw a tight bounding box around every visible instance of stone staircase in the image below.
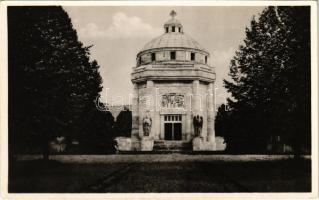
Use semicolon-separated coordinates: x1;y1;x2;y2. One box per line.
153;140;192;152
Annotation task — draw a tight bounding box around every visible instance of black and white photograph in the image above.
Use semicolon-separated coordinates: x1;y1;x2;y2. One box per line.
0;1;318;199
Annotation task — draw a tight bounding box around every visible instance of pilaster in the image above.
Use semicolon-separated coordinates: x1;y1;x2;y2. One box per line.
207;83;216;147
131;83;140;150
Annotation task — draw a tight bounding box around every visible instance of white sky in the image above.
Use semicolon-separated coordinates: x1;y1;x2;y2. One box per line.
64;6;265;106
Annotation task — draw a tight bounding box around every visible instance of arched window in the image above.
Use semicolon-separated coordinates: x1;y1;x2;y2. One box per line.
205;56;208;64
165;27;169;33
178;27;181;33
172;26;175;32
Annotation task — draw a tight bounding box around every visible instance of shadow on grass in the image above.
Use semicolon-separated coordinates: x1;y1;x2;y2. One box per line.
8;158;311;193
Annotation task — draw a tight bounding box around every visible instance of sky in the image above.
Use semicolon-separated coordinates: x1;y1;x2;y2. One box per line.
64;6;265;106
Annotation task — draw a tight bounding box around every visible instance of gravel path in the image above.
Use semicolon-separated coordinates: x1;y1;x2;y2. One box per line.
16;154;310;164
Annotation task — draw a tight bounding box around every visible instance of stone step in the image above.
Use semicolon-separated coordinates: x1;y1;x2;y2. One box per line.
153;140;192;151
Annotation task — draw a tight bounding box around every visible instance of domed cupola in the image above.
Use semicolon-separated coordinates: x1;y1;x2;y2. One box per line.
132;10;215;84
136;10;211;68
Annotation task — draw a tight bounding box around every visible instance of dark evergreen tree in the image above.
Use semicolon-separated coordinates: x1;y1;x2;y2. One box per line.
8;6;103;159
276;6;311;155
81;102;115;154
216;6;311;154
115;108;132;137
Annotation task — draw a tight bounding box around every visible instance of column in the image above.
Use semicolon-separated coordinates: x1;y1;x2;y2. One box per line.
131;83;140;151
192;80;200;113
152;82;160;140
146;80;157;139
160;115;165;140
131;83;139;140
192;80;201;137
207;83;216;148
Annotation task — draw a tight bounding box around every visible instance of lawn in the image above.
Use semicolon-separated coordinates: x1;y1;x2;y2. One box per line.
8;155;311;193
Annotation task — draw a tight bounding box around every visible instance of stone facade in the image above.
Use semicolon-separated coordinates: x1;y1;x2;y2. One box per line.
117;11;219;151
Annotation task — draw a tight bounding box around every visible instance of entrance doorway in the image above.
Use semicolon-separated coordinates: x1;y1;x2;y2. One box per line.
164;115;182;140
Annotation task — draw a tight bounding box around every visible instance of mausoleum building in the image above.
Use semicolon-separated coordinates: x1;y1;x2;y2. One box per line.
118;11;220;151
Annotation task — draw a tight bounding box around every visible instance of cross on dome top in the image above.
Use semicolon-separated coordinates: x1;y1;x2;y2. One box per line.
164;10;183;33
170;10;177;18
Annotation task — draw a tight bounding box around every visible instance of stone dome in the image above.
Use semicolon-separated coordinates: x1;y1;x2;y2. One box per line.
136;10;210;67
140;33;207;53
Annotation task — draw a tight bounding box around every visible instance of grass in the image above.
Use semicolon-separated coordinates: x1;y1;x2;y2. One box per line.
9;157;311;193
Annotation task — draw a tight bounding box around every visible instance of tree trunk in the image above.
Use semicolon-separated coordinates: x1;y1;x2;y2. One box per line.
42;135;50;161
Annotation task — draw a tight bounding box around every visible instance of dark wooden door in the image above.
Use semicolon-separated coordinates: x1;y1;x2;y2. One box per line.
164;123;173;140
164;122;182;140
173;123;182;140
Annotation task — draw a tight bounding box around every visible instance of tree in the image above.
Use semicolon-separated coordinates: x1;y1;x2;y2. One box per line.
216;6;311;154
276;6;311;156
114;107;132;137
8;6;103;160
80;102;116;154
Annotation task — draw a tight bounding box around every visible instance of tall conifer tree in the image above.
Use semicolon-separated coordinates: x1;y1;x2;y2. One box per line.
216;6;311;154
8;6;104;159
